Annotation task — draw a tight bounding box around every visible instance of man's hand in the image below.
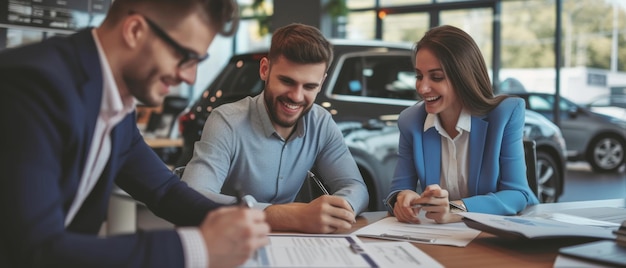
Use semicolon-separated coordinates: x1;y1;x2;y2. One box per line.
200;206;270;268
265;195;356;234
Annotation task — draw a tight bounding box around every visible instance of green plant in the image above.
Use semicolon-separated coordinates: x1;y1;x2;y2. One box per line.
324;0;349;18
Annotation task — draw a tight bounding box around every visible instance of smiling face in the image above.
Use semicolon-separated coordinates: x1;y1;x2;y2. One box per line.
122;12;216;106
260;55;327;138
415;48;462;122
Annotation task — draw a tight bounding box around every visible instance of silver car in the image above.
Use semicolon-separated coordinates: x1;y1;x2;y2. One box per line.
514;92;626;173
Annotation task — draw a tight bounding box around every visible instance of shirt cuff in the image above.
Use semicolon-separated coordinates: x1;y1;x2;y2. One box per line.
177;227;208;268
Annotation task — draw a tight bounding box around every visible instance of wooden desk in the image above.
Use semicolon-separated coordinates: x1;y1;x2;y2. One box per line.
143;137;183;148
354;199;625;268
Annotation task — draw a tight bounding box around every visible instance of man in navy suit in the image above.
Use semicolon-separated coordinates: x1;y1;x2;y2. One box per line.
0;0;269;267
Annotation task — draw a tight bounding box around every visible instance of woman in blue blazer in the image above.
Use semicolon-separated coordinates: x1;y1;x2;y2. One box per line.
385;25;539;224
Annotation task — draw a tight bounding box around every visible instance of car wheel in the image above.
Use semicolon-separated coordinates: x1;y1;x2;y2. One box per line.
586;134;625;173
536;151;560;203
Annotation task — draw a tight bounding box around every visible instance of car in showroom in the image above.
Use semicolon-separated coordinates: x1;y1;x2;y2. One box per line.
512;92;626;173
177;42;566;209
585;94;626;121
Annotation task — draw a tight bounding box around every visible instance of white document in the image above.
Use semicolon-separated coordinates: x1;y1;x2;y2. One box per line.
240;234;377;267
352;216;481;247
362;242;443;268
539;207;626;226
460;212;617;239
241;234;444;267
553;255;613;268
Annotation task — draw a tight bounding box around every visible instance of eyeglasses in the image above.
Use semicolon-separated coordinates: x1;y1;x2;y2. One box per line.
139;14;209;69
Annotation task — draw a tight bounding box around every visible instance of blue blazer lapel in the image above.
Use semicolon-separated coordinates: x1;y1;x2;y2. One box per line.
69;29;105;177
468;116;488;195
423;128;441;187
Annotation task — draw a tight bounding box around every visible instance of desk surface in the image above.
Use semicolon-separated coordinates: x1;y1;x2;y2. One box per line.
354;199;625;268
143;137;183;148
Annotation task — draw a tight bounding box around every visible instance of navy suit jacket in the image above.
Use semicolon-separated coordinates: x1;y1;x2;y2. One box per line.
0;29;222;267
388;98;539;215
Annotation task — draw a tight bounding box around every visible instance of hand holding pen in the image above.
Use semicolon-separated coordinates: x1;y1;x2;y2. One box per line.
393;190;425;224
235;185;255;209
199;188;269;268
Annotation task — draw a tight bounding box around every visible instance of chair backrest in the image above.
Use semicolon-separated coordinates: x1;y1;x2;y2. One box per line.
523;140;539;200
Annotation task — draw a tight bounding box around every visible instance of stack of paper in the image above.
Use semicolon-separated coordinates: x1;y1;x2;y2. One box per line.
460;212;617;239
352;216;481;247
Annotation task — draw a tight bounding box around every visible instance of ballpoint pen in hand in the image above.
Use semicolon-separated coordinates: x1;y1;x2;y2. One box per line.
307;171;330;195
411;203;435;208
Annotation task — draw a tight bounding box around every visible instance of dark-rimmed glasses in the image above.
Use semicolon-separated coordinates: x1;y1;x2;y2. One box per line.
135;12;209;69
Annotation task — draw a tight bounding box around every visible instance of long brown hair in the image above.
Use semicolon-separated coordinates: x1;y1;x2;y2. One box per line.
415;25;507;115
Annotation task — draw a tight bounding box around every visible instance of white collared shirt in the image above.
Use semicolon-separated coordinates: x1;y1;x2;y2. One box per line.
424;109;471;200
65;30;136;226
65;29;207;268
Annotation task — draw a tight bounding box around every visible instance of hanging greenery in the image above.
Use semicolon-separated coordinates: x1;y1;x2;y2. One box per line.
324;0;349;18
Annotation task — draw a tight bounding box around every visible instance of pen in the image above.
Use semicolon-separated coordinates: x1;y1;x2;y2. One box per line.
307;171;330;195
235;186;253;208
349;243;365;254
411;203;435;208
380;233;435;243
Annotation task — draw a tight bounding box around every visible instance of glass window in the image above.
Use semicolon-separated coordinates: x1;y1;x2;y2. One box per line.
528;95;553;112
346;0;376;9
346;11;377;40
382;13;429;43
380;0;430;7
440;8;493;69
333;54;416;100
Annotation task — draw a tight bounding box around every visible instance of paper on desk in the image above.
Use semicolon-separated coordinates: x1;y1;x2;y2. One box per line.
352;216;481;247
460;212;617;239
553;255;613;268
362;241;443;268
240;234;377;267
538;207;626;227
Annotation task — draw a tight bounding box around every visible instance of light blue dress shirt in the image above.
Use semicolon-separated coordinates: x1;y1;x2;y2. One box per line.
182;92;369;214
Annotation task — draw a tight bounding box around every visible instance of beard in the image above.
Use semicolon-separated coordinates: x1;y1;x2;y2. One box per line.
264;83;313;129
123;68;167;107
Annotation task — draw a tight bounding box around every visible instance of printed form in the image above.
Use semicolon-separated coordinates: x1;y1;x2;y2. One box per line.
240;234;442;267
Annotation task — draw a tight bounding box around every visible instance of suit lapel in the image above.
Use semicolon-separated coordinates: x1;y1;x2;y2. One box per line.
423;128;441;187
468;116;488;195
70;29;104;172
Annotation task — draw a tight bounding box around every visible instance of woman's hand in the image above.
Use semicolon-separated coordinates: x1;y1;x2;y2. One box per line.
393;185;464;224
419;185;463;224
393;190;423;223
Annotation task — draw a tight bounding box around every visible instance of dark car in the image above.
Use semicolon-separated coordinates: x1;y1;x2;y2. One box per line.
512;92;626;173
178;41;566;209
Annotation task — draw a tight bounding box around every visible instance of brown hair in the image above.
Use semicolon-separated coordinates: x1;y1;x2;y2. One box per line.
105;0;239;36
414;25;507;115
268;23;333;70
